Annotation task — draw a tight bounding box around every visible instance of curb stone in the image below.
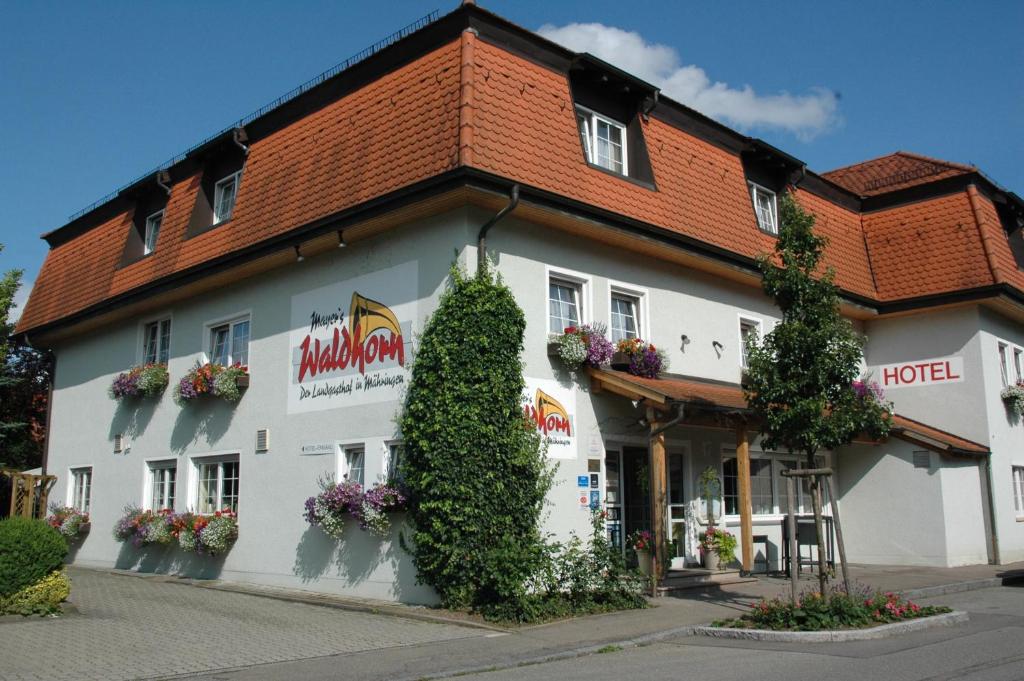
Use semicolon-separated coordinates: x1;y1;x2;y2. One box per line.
902;574;1024;600
691;610;969;643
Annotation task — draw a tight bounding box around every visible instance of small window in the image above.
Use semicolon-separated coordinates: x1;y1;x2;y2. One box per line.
209;316;250;367
749;183;778;235
143;211;163;255
147;461;177;511
143;318;171;365
999;342;1010;388
739;318;762;369
549;278;582;334
213;171;241;224
71;467;92;514
1014;348;1022;385
1014;466;1024;518
610;294;639;343
196;457;239;514
575;106;627;175
342;447;365;486
386;442;405;486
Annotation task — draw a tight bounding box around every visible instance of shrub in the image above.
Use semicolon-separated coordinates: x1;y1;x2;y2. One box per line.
401;264;552;612
0;517;68;597
0;569;71;616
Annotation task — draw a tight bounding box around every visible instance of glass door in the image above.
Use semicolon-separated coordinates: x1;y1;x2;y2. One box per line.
604;450;622;551
667;449;687;569
622;447;651;548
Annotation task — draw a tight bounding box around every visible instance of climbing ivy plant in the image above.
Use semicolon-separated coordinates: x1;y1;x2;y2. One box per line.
400;263;552;613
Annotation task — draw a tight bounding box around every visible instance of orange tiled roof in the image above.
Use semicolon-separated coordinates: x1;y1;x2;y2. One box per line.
822;152;975;197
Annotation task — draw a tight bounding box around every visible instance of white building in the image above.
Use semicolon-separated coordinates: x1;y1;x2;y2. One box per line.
15;3;1024;603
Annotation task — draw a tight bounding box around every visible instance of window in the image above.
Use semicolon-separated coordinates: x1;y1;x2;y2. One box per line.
386;443;404;486
213;171;241;224
749;183;778;235
147;461;177;511
549;278;582;333
209;316;250;366
196;457;239;514
342;447;365;486
1015;348;1023;384
143;318;171;365
575;106;627;175
143;210;163;255
1014;466;1024;518
722;453;826;517
610;294;639;343
999;342;1010;387
70;467;92;514
739;318;762;369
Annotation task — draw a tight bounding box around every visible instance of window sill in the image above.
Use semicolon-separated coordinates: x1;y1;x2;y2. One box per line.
584;160;658;191
185;217;233;240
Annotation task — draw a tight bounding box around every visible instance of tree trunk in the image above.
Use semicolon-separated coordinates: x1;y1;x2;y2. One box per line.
811;477;828;597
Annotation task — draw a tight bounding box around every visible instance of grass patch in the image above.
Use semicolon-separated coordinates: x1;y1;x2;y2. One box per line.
596;645;623;654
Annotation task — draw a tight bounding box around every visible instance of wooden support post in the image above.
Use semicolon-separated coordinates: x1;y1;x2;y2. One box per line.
736;423;753;575
826;474;851;595
649;408;668;594
785;475;798;602
811;476;828;595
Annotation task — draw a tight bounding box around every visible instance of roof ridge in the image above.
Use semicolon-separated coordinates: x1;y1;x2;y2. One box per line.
822;150;975;178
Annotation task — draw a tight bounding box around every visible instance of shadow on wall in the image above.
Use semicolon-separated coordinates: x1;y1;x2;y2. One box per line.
114;542;227;580
170;400;237;455
109;398;160;442
292;514;421;601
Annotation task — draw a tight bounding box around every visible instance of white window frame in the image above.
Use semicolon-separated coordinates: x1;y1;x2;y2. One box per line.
720;448;830;520
67;466;93;514
339;444;366;486
140;315;172;365
203;311;251;367
575;105;628;176
188;453;240;515
607;281;649;343
546;266;592;335
749;182;779;235
213;171;242;224
143;210;164;255
384;440;404;485
738;315;764;369
144;459;178;511
999;341;1010;387
1013;465;1024;519
1015;348;1023;385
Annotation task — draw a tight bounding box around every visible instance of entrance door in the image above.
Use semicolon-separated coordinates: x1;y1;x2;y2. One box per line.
622;447;650;546
667;449;687;569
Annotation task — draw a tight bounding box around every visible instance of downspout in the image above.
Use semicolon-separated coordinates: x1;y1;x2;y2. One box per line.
232;127;250;156
789;164;807;188
650;402;684;437
477;184;519;273
983;456;1001;564
156;171;172;196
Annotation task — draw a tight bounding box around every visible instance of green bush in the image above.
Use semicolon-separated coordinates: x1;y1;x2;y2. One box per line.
0;517;68;597
401;264;553;613
0;569;70;616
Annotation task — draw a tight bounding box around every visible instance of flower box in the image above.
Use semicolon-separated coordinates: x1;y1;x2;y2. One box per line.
546;341;561;358
109;364;169;400
174;363;249;405
549;324;614;371
235;374;250;389
610;351;631;370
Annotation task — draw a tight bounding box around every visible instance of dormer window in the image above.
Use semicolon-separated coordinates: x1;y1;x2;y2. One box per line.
214;171;241;224
576;106;627;175
143;211;163;255
749;183;778;235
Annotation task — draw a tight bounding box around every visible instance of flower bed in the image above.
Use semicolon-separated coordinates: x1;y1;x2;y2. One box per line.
174;362;249;405
113;506;237;555
713;585;951;631
109;364;169;400
304;476;407;538
612;338;667;378
45;504;90;540
549;323;614;371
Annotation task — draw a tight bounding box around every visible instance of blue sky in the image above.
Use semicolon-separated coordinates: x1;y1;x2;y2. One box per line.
2;1;1022;317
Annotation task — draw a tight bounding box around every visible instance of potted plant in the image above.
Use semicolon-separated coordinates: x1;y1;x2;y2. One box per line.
174;362;249;405
304;476;409;539
627;529;654;576
46;504;90;540
1002;381;1024;417
698;466;720;528
700;527;737;571
109;364;169;400
548;323;614;371
612;338;668;378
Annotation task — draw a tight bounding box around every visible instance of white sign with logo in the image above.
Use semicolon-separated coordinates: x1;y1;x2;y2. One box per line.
288;261;417;414
300;443;335;456
873;356;964;390
522;377;577;460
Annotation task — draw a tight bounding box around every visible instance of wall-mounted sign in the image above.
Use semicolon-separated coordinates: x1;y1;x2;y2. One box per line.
300;443;334;456
874;356;964;390
288;262;417;414
577;475;589;488
523;377;577;459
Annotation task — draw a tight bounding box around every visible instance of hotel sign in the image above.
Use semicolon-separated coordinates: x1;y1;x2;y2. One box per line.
288;262;417;414
874;356;964;390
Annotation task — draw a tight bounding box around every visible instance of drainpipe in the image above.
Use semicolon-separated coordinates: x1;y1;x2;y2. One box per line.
983;456;1001;564
477;184;519;274
156;171;172;196
233;127;250;156
649;402;684;437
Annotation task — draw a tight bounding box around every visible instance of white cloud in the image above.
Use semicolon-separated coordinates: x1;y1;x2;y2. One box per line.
537;23;840;141
9;278;31;324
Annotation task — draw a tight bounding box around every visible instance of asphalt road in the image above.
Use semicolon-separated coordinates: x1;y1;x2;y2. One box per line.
459;586;1024;681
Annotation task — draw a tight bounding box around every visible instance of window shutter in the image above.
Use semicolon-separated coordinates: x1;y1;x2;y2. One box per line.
255;429;269;453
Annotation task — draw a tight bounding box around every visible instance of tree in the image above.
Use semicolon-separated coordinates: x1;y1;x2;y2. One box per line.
744;194;891;594
400;263;551;615
0;244;51;471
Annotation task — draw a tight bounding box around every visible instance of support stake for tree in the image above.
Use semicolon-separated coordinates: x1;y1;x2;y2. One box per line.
826;473;851;595
785;475;798;602
810;476;828;596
